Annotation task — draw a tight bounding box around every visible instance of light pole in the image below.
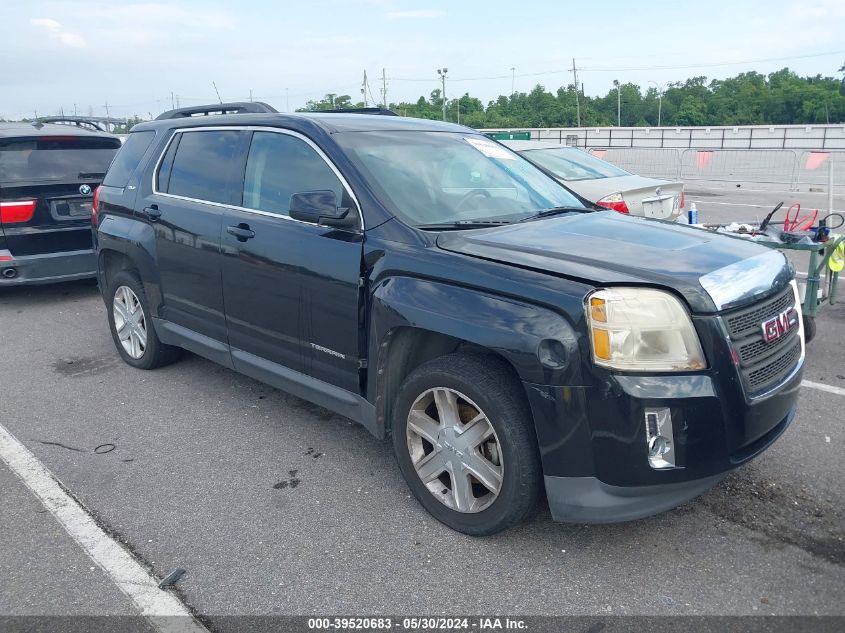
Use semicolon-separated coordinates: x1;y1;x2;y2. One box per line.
510;67;515;96
649;81;665;127
613;79;621;127
437;68;448;121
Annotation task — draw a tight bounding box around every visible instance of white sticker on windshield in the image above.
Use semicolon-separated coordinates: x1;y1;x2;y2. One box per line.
464;137;517;160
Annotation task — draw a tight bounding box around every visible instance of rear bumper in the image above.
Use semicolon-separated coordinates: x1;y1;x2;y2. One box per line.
0;249;96;285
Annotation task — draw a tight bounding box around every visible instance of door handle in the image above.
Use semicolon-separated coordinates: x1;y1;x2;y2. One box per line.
226;223;255;241
142;205;161;221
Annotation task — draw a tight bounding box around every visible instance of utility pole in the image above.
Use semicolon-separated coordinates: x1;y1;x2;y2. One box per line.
249;89;253;102
382;68;387;109
73;103;77;116
103;102;110;132
649;81;664;127
510;67;515;96
613;79;621;126
171;92;175;109
571;58;580;127
362;70;368;106
437;68;448;121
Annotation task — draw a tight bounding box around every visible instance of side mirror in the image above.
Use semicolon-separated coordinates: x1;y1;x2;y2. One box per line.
289;190;357;229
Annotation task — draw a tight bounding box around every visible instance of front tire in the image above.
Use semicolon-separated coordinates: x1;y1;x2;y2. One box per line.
106;270;181;370
391;353;542;535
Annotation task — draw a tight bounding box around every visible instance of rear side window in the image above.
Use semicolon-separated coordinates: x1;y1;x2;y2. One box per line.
0;135;120;184
163;130;243;204
242;131;344;217
102;131;155;187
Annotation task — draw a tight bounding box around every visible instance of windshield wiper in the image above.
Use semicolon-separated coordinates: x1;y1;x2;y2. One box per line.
416;219;513;230
518;206;587;223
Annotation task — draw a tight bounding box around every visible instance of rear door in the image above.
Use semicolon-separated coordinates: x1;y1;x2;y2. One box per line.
145;128;248;343
221;129;364;392
0;133;120;256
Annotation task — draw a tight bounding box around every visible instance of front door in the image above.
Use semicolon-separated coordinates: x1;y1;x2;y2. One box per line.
147;129;247;343
221;129;364;392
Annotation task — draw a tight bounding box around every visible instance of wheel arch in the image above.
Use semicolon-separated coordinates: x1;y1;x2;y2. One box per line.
368;276;584;438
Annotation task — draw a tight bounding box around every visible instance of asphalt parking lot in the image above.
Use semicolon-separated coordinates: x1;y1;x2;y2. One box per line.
1;185;843;628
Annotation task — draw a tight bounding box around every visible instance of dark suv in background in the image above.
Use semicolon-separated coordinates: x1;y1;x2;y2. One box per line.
94;102;803;535
0;120;121;284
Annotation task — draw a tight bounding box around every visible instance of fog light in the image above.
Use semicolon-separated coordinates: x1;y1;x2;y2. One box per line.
644;408;676;469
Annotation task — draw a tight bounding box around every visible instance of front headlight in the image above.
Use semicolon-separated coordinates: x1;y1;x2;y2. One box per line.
585;287;706;371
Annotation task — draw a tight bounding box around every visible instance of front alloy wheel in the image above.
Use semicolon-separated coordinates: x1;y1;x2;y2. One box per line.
113;285;147;360
406;388;503;513
392;353;542;535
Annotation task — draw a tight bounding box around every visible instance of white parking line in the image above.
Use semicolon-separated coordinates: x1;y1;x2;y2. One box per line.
802;380;845;397
0;423;208;633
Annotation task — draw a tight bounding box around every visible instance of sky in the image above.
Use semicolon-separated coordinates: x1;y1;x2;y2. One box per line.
1;0;844;121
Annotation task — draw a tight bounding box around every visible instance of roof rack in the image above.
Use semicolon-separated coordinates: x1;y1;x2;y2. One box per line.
155;102;278;120
316;107;399;116
36;117;106;132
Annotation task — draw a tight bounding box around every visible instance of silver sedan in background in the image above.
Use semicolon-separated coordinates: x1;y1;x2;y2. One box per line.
504;140;685;220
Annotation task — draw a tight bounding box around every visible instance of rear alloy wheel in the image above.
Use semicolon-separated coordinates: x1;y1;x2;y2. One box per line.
392;353;542;535
106;270;181;370
113;285;147;360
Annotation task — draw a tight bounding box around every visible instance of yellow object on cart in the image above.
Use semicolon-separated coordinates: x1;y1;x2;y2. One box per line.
830;240;844;272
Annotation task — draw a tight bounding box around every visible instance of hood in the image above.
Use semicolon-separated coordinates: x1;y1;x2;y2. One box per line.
436;211;791;313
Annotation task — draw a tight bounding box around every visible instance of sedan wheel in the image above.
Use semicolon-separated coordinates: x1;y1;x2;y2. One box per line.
406;387;503;514
112;285;147;360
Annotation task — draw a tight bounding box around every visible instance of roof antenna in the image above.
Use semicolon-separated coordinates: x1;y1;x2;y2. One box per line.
212;81;223;104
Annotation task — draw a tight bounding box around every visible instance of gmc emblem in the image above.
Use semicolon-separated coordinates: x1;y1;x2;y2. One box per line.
762;307;799;343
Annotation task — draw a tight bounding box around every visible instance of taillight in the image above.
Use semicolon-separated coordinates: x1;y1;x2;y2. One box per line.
0;199;37;224
92;186;101;226
679;189;685;209
596;193;629;214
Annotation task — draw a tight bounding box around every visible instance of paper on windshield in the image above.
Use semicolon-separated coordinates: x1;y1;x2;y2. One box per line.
464;137;516;160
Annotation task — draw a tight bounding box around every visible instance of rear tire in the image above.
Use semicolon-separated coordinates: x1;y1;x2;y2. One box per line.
391;353;542;536
106;270;181;370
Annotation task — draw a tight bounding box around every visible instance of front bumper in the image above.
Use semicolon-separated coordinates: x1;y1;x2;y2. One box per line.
0;249;96;285
544;471;731;524
524;354;802;523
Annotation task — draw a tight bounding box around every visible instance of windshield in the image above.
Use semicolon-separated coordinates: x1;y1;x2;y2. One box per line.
334;131;586;226
522;147;630;181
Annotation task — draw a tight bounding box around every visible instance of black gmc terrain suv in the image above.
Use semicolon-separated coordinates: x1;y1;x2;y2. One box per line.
0;120;120;284
94;103;803;535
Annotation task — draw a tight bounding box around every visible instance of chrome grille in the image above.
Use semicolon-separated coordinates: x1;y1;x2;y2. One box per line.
745;339;802;392
722;284;802;395
725;286;794;339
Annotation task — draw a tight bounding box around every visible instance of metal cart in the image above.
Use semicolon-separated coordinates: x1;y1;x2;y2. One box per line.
760;235;843;342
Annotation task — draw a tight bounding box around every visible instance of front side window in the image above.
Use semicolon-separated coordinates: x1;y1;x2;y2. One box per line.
523;147;630;181
335;131;586;227
165;130;243;204
242;132;344;217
